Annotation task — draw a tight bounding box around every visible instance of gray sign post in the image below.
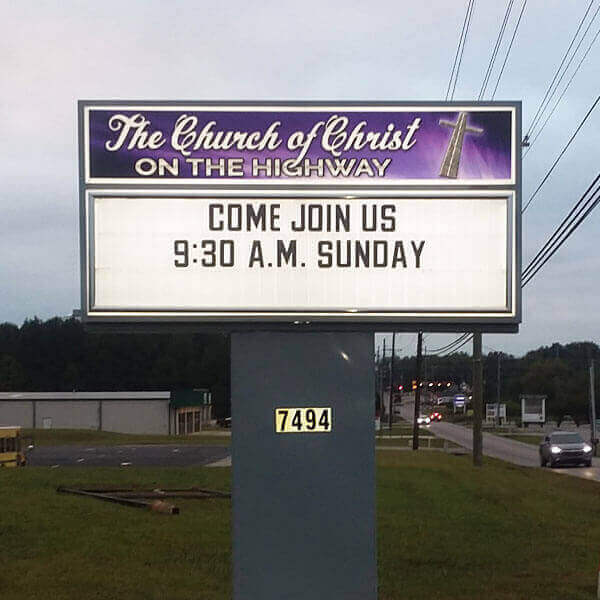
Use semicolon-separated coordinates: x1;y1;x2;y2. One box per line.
232;332;377;600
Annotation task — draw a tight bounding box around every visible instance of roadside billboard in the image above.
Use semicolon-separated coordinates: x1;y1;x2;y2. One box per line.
521;395;546;425
486;403;507;423
79;102;521;328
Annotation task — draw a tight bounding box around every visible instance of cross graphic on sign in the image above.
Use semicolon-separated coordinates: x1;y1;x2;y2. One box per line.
439;112;483;179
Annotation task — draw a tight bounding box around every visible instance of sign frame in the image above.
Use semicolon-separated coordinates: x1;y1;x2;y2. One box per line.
78;100;522;331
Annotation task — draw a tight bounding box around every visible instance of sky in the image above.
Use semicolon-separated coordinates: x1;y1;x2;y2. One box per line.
1;0;600;357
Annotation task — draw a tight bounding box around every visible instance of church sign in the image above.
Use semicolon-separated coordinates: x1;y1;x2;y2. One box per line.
83;104;515;185
79;101;520;328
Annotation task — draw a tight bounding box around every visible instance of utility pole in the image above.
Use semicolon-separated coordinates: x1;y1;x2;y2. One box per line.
590;359;597;455
380;338;386;418
389;333;395;432
375;346;380;420
412;331;423;450
375;346;380;400
496;352;501;427
472;331;483;467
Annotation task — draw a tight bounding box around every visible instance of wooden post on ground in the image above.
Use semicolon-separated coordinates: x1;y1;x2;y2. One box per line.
412;332;423;451
472;330;483;467
389;333;395;432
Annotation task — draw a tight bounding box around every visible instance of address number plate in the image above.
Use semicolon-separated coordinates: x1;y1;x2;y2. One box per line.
275;407;332;433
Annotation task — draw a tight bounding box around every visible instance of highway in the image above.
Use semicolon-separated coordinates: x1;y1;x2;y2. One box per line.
399;398;600;482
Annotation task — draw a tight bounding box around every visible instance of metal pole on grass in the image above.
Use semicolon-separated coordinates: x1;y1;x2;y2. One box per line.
381;338;386;417
412;332;423;450
389;333;395;432
496;352;501;427
590;359;597;455
472;331;483;467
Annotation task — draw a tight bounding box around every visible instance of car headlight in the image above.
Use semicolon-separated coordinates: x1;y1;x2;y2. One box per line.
583;444;592;453
551;446;562;454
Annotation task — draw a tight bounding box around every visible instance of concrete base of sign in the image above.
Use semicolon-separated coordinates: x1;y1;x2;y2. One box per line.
231;332;377;600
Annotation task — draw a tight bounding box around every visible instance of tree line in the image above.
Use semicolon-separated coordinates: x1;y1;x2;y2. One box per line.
1;318;598;424
377;341;600;424
0;317;229;419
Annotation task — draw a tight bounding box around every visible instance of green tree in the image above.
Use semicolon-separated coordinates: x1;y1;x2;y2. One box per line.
0;354;25;390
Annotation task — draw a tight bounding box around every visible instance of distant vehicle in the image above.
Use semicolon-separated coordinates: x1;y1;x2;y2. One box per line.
0;426;34;468
539;431;592;468
429;412;442;422
218;417;232;429
417;415;431;425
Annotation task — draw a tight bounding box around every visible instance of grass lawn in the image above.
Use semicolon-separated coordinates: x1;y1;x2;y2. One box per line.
3;453;600;599
22;428;231;447
377;424;432;436
375;436;455;449
376;423;457;449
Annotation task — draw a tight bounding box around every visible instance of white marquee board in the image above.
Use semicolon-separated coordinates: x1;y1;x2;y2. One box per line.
79;101;521;326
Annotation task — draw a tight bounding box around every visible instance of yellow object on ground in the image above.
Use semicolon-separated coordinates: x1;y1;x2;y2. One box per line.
0;426;29;468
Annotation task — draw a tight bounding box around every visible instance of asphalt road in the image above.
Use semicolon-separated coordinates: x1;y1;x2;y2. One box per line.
400;399;600;481
28;445;231;467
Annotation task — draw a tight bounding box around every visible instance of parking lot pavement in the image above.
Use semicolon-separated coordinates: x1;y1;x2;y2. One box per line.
28;445;231;467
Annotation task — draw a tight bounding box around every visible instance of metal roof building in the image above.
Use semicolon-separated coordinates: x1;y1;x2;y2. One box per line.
0;390;212;435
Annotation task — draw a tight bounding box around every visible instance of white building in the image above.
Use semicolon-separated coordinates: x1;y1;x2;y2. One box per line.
0;389;212;435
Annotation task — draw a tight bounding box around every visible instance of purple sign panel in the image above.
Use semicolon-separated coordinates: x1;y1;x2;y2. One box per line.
82;104;515;185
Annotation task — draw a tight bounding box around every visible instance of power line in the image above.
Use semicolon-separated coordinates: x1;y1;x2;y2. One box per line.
428;2;503;358
429;334;473;356
527;1;599;142
523;173;600;279
447;0;476;100
430;179;600;354
441;178;600;353
523;175;600;286
428;333;471;355
445;0;472;101
441;334;474;356
478;0;514;100
524;0;596;140
524;18;600;154
431;158;599;356
522;94;600;213
523;190;600;286
491;0;528;99
526;3;600;147
440;185;599;351
434;3;518;356
430;0;600;355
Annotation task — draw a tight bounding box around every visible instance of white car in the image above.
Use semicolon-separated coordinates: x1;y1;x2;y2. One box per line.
540;431;592;468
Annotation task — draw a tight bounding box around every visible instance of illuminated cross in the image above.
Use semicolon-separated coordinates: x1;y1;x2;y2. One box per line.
439;112;483;179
